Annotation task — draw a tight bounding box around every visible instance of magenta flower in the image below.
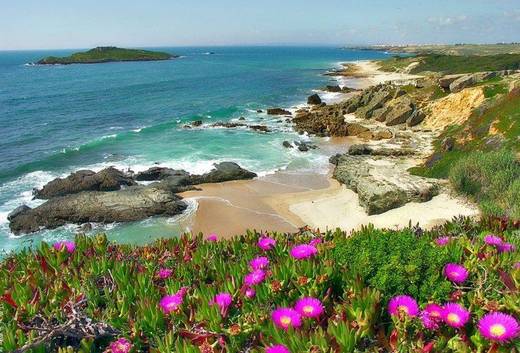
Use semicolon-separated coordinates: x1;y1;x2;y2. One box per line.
498;243;516;253
443;263;469;284
309;237;322;247
53;240;75;253
289;244;318;260
159;294;183;314
157;268;173;279
207;233;218;242
478;312;519;343
388;295;419;317
244;287;256;299
484;234;503;246
420;304;443;330
108;338;132;353
442;303;470;328
176;286;189;298
258;236;276;251
435;236;450;246
514;262;520;270
295;297;324;319
266;344;290;353
250;256;269;270
244;269;266;286
271;307;302;330
211;292;233;311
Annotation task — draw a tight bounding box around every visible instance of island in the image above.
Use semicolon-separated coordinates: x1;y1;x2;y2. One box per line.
36;46;178;65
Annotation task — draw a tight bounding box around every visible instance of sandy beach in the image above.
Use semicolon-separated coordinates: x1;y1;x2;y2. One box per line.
179;60;480;238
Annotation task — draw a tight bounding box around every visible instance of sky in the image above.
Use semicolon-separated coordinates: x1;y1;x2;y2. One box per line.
1;0;519;50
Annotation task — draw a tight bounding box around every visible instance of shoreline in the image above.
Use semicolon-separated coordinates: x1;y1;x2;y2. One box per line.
179;61;479;238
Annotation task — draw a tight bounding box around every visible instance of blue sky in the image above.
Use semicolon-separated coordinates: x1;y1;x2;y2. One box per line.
1;0;519;50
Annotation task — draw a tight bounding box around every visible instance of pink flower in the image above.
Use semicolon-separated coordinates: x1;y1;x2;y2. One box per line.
157;268;173;279
388;295;419;317
207;233;218;242
272;307;302;330
295;297;324;319
309;237;322;247
498;243;516;253
53;240;75;253
266;344;290;353
258;236;276;251
108;338;132;353
478;312;519;343
289;244;318;260
244;287;256;299
176;286;189;298
244;269;266;286
420;304;443;330
514;262;520;270
442;303;470;328
160;294;183;314
211;292;232;311
443;263;469;284
250;256;269;270
484;234;503;246
435;236;450;246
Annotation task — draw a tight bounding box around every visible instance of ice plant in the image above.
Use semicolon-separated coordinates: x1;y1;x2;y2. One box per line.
435;236;450;246
271;307;302;330
421;304;443;330
244;269;266;286
484;234;503;246
477;312;519;343
157;268;173;279
514;262;520;269
388;295;419;317
266;344;290;353
295;297;324;319
309;237;322;247
211;292;233;311
53;240;75;253
498;243;515;253
442;303;470;328
108;338;132;353
160;294;183;314
244;287;256;299
258;236;276;251
443;263;469;284
207;233;218;242
249;256;269;270
289;244;318;260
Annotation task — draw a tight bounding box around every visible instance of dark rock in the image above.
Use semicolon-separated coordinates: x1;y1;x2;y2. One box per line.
298;144;309;152
439;74;466;89
238;116;245;121
307;94;322;105
324;85;342;92
348;144;373;155
283;141;293;148
79;223;92;233
249;125;270;133
135;167;189;181
7;205;31;221
267;108;291;116
9;186;188;235
406;110;426;127
441;137;455;152
192;120;203;127
191;162;257;184
35;167;136;199
256;109;263;113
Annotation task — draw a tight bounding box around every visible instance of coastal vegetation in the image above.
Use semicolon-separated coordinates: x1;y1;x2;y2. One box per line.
349;43;520;56
378;53;520;75
0;216;519;352
37;47;176;65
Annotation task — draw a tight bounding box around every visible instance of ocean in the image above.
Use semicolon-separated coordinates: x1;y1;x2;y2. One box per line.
0;46;388;254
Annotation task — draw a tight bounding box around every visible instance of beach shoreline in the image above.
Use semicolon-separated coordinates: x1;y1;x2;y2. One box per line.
179;60;479;238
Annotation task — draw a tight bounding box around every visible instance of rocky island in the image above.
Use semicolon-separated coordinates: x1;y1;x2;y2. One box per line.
36;46;177;65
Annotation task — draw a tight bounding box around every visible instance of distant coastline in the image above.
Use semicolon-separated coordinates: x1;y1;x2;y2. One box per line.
36;46;178;65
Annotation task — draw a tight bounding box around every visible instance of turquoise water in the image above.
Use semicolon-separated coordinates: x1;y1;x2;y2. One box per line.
0;46;388;254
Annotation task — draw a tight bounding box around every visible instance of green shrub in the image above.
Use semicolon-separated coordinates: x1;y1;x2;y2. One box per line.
332;226;458;303
449;149;520;219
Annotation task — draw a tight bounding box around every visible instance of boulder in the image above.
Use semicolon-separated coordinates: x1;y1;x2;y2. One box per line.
307;94;322;105
282;141;293;148
249;125;270;133
35;167;136;199
238;116;245;121
191;162;257;184
267;108;291;116
439;74;466;89
372;129;393;140
324;85;342;92
355;88;393;119
406;110;426;127
346;123;370;136
192;120;203;127
136;167;189;181
9;186;188;235
7;205;31;221
385;98;415;126
449;75;475;93
256;109;263;113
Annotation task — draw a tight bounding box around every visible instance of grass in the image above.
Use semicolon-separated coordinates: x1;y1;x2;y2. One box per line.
38;47;175;65
0;217;519;352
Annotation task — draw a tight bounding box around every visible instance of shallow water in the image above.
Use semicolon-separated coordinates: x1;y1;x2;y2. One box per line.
0;46;388;254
